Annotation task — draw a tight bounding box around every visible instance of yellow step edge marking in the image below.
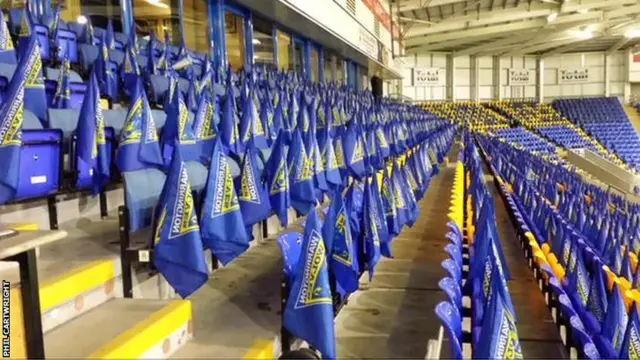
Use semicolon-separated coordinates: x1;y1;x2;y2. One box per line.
89;300;192;359
243;339;274;359
7;223;39;231
39;259;116;312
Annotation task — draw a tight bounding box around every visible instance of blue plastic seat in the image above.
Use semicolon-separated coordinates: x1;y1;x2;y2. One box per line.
438;277;462;313
54;28;78;63
122;168;167;232
15;110;63;201
435;301;463;360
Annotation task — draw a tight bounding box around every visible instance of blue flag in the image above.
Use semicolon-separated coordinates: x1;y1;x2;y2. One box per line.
237;140;271;227
381;168;401;237
116;79;164;172
371;173;392;258
363;178;381;280
146;32;157;75
105;18;116;50
121;40;140;91
0;11;15;54
77;69;110;194
321;132;342;189
323;191;359;293
96;33;118;101
619;302;640;359
219;72;240;154
288;130;316;215
18;4;34;47
127;21;138;54
152;145;208;298
161;84;196;155
474;270;523;359
200;139;250;265
186;80;199;113
239;88;269;150
21;32;47;126
265;131;290;227
52;45;71;109
283;208;337;360
306;131;328;194
193;92;217;156
389;163;409;229
586;265;608;324
601;283;629;352
343;124;365;180
0;31;29;203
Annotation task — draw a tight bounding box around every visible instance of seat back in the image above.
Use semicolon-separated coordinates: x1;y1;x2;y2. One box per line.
74;127;115;190
15;129;63;201
33;24;50;61
103;108;128;136
434;301;463;360
445;243;463;268
78;44;98;74
122;168;167;232
54;28;78;63
441;258;462;286
438;277;462;312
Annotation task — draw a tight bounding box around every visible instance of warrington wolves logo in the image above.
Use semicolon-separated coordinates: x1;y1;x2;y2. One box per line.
211;152;240;217
170;163;199;237
295;229;332;309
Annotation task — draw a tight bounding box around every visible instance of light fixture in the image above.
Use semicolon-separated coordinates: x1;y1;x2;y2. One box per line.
547;12;558;23
577;8;589;14
625;28;640;38
575;30;594;39
76;15;87;24
145;0;169;9
252;39;261;45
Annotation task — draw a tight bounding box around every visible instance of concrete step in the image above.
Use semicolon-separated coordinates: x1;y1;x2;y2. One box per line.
1;218;172;335
45;298;193;358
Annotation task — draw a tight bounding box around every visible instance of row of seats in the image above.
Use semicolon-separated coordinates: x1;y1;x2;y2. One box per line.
479;134;640;359
494;127;558;161
436;133;524;359
477;134;599;359
421;102;510;132
275;126;456;358
485;101;608;157
1;7;210;112
554;98;639;172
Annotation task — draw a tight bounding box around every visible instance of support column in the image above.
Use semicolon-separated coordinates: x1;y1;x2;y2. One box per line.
121;0;134;37
605;54;611;97
536;57;545;103
211;0;227;70
471;55;480;102
493;56;502;101
624;48;632;103
244;12;255;68
447;54;457;101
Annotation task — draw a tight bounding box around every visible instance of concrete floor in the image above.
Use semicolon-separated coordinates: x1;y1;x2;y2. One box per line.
334;157;456;359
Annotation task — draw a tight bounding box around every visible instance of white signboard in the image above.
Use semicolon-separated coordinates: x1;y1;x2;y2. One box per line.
558;68;590;84
508;69;534;86
413;68;441;86
358;28;378;60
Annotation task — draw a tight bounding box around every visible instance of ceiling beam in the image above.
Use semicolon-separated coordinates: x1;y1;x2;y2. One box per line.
404;0;638;37
454;33;540;55
540;39;593;57
607;37;631;54
397;0;466;13
405;13;612;46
